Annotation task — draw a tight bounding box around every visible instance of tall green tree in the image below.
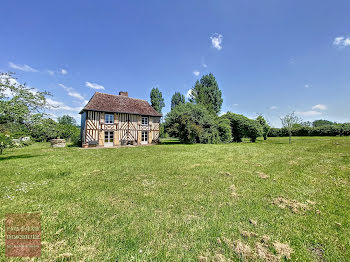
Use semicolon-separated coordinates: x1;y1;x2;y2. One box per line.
58;115;77;126
171;92;185;109
312;119;335;127
150;87;165;113
256;115;270;140
189;73;223;115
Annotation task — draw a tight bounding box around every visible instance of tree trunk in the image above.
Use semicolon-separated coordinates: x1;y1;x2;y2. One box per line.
289;132;292;144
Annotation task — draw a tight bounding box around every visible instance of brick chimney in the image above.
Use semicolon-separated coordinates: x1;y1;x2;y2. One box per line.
119;91;128;97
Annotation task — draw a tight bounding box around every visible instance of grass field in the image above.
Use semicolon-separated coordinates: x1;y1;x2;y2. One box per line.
0;137;349;261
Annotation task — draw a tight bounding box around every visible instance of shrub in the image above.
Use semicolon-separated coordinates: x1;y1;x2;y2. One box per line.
245;120;263;142
217;117;232;143
30;118;59;142
0;133;13;154
341;123;350;136
291;126;311;136
268;124;350;137
268;128;281;137
222;112;262;142
222;113;247;142
164;103;227;144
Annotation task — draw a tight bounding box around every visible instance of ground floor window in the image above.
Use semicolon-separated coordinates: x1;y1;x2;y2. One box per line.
141;131;148;143
105;131;114;143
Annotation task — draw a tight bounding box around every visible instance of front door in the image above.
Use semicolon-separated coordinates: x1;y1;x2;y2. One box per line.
104;131;114;147
141;131;148;145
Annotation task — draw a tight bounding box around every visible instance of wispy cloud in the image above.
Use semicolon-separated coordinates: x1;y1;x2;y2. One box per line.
59;84;84;100
47;98;81;112
233;103;239;106
296;110;322;117
47;70;55;76
60;69;68;75
85;81;105;90
193;70;200;76
210;33;223;50
304;84;310;88
201;57;207;68
333;36;350;47
269;106;278;110
312;104;327;110
9;62;38;72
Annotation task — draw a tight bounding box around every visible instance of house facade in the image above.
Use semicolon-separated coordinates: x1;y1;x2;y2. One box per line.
80;91;162;147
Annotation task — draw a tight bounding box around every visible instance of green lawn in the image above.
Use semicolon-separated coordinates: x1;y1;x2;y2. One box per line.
0;137;349;261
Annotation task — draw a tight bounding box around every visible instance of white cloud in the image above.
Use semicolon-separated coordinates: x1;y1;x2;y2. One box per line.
193;70;200;76
333;36;350;47
210;33;223;50
47;70;55;76
8;62;38;72
304;84;310;88
0;74;19;86
312;104;327;110
59;84;84;100
47;98;81;112
185;89;192;99
296;110;322;117
60;69;68;75
269;106;278;110
233;103;239;106
85;81;105;90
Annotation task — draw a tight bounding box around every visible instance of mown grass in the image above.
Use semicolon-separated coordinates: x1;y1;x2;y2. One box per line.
0;137;349;261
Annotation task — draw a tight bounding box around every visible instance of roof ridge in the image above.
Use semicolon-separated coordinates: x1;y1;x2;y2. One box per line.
95;91;149;103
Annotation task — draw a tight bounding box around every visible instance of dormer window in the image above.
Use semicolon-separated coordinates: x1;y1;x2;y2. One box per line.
141;116;148;125
105;114;114;124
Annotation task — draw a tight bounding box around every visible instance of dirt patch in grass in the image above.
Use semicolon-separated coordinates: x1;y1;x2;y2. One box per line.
256;172;269;179
272;197;315;213
240;230;258;238
220;171;233;176
249;218;257;226
256;242;279;261
229;184;239;197
273;242;293;259
217;234;294;261
233;240;254;259
309;245;326;261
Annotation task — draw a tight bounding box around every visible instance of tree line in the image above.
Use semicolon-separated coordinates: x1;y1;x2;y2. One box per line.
150;73;270;144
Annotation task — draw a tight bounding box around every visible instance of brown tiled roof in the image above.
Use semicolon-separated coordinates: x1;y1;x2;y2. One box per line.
80;92;162;117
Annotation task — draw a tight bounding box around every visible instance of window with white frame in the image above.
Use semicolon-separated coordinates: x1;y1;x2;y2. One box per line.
105;114;114;124
141;116;148;125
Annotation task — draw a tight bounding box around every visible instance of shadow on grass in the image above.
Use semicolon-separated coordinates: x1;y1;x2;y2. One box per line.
159;138;181;145
0;154;39;161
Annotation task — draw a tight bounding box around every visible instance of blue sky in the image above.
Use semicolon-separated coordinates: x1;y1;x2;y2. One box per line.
1;0;350;127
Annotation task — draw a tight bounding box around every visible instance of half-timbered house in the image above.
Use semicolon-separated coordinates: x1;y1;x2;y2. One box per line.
80;91;162;147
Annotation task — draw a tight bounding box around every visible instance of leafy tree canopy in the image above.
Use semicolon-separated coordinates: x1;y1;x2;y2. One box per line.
256;115;271;140
312;119;335;127
0;72;49;126
171;92;185;109
150;87;165;113
189;73;223;115
164;103;230;144
58;115;77;126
